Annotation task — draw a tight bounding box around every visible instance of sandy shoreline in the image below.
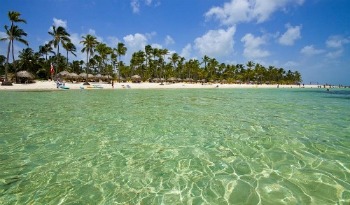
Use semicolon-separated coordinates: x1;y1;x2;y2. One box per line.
0;80;326;90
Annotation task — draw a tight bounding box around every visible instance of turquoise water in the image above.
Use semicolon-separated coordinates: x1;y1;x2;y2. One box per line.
0;88;349;204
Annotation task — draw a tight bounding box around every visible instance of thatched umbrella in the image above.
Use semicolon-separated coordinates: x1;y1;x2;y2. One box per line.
69;72;79;78
58;71;70;79
69;73;79;81
16;71;35;83
17;71;34;79
152;78;160;83
185;78;193;82
88;74;95;80
131;75;141;83
103;75;112;82
95;74;102;80
168;77;177;83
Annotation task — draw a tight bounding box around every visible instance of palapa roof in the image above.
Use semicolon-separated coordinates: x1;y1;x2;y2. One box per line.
16;71;35;79
131;75;141;79
58;71;70;77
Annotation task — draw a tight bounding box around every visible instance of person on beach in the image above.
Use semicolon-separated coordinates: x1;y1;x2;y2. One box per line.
112;80;114;88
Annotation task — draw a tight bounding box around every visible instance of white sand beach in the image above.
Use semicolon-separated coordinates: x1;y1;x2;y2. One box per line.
0;80;321;90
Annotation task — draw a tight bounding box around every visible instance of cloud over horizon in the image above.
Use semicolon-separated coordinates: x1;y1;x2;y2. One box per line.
205;0;304;25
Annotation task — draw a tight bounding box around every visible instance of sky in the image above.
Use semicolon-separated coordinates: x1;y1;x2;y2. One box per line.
1;0;350;85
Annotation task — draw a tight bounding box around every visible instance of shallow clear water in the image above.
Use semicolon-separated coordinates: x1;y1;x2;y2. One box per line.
0;88;349;204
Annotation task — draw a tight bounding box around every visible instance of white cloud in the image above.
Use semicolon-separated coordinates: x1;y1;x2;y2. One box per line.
205;0;304;25
145;0;152;6
150;43;162;49
326;49;343;59
123;33;148;51
326;35;350;48
194;26;235;57
165;35;175;45
131;0;140;13
205;0;251;25
300;45;325;56
130;0;160;13
123;33;148;62
241;33;270;59
278;24;302;46
284;61;299;68
253;0;304;23
180;44;192;59
53;18;67;28
107;36;120;47
145;31;157;39
324;35;349;59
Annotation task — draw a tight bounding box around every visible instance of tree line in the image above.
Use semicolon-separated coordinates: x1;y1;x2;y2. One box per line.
1;11;302;85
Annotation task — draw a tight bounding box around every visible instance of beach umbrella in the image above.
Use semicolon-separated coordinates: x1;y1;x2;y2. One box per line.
95;74;102;80
69;73;79;80
131;75;141;83
88;74;95;79
131;75;141;79
152;78;160;83
58;71;70;78
103;75;112;81
168;77;177;83
16;71;34;79
185;78;193;82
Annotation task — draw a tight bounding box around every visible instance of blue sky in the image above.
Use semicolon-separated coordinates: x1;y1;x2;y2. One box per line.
1;0;350;85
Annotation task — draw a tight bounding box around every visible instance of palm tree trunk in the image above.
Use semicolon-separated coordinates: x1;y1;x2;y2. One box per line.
84;52;90;85
2;41;12;85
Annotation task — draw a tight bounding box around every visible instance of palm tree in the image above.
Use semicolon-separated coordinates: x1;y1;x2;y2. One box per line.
62;42;76;69
48;26;71;74
1;25;28;85
8;11;27;68
115;42;127;82
169;53;179;76
144;45;153;70
1;11;27;85
95;43;112;74
80;34;98;85
39;43;55;61
202;55;210;70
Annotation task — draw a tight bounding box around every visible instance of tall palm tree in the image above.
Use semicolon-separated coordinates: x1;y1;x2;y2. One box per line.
62;42;76;69
8;11;27;67
202;55;210;71
80;34;98;85
115;42;127;82
1;25;28;85
169;53;179;75
1;11;27;85
95;43;112;73
48;26;71;74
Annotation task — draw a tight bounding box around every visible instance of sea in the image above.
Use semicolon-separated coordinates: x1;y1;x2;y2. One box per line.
0;88;349;204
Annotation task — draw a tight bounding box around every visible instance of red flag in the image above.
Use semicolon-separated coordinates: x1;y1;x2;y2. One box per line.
50;63;54;74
